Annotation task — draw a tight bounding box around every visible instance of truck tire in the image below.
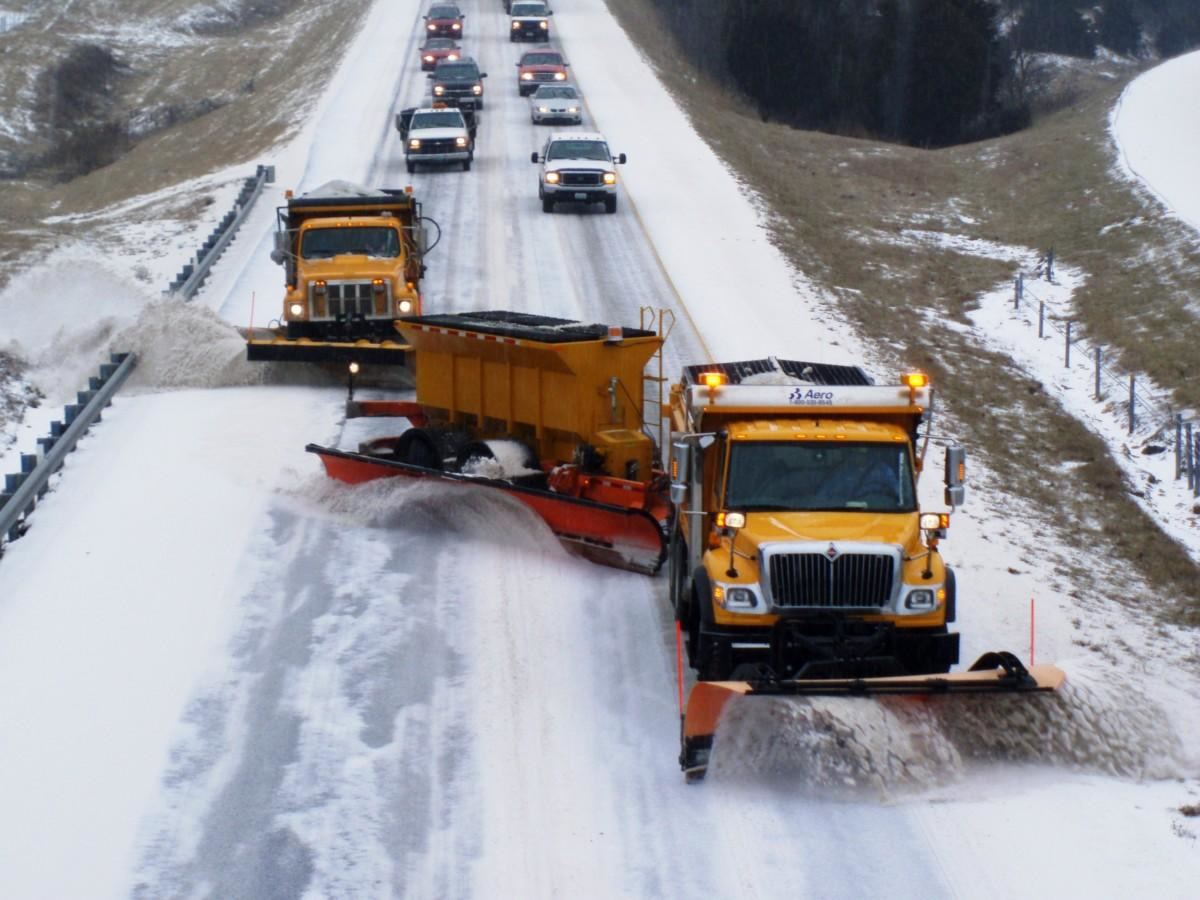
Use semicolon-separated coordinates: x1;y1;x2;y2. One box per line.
406;160;416;174
604;195;617;214
394;428;443;469
462;159;471;171
542;196;554;213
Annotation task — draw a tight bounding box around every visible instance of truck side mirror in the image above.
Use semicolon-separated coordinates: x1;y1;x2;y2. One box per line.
670;440;691;492
616;152;627;164
944;445;966;508
269;231;288;265
530;152;540;163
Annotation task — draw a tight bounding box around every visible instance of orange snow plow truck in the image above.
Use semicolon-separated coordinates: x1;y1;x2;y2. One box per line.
246;181;431;364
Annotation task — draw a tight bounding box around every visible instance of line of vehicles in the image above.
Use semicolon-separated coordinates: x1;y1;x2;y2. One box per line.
245;2;1065;779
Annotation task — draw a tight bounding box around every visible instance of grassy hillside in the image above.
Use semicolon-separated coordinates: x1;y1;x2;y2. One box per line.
604;0;1200;620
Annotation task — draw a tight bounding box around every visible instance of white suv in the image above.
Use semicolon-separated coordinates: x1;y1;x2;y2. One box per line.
530;132;626;214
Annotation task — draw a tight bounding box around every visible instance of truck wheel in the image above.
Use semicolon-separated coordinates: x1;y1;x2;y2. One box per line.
604;196;617;214
542;196;554;213
394;428;443;470
406;160;415;174
462;159;471;171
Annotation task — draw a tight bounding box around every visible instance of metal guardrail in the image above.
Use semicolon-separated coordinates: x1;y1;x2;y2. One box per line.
1;161;275;557
166;163;275;299
0;352;137;549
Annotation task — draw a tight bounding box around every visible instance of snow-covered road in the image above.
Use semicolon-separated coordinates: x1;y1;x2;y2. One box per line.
2;2;1199;898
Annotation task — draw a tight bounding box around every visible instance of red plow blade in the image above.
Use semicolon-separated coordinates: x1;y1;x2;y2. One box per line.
308;444;667;574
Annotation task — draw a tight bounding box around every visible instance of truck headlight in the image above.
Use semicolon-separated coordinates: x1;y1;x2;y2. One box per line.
427;23;436;31
603;172;616;185
289;302;304;317
408;138;421;149
451;22;460;30
539;20;548;29
537;106;550;113
567;106;578;113
904;589;936;610
545;171;560;184
456;136;468;147
398;299;413;313
423;54;434;63
714;585;758;610
472;83;482;94
511;21;520;29
553;72;566;80
434;85;445;95
521;72;533;80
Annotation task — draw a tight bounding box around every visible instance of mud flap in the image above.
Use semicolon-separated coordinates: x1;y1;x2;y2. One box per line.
679;653;1066;781
308;444;668;574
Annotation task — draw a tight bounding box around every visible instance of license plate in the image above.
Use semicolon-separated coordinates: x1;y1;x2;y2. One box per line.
574;192;588;200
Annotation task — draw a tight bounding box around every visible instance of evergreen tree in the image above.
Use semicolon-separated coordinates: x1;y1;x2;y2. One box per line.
1097;0;1142;55
1013;0;1096;57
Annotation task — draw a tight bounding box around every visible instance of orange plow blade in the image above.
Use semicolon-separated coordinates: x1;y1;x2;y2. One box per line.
679;651;1066;780
308;444;668;574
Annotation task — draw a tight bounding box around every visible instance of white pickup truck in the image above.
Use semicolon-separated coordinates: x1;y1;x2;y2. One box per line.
396;106;477;173
531;131;626;214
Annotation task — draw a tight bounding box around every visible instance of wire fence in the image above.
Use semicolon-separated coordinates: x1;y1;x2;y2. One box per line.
1011;253;1198;498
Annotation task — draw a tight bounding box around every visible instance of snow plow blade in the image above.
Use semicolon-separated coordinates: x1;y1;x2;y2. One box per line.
307;444;668;574
679;651;1065;781
245;333;411;364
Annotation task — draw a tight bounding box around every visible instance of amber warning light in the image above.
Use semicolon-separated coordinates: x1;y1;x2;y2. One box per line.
902;372;929;388
700;372;727;388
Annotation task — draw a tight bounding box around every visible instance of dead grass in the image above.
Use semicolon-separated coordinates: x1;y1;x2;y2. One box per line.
604;0;1200;623
0;0;372;293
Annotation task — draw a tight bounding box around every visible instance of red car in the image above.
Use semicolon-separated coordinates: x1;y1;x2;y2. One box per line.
424;3;464;38
516;48;569;97
419;37;461;71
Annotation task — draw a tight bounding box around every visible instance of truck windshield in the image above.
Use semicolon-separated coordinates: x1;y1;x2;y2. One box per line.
546;140;609;161
412;111;463;128
725;441;916;512
301;227;401;260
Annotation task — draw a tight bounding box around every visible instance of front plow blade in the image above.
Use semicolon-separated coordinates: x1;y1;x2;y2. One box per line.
308;444;667;574
680;651;1066;780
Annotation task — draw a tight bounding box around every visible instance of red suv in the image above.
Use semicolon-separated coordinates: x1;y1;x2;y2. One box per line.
424;3;464;38
516;48;568;97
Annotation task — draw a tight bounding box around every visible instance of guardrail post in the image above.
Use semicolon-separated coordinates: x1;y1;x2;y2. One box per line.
1038;301;1044;338
1065;321;1072;367
1014;274;1022;309
1094;347;1102;400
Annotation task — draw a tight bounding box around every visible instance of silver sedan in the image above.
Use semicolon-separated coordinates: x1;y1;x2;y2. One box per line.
530;84;583;125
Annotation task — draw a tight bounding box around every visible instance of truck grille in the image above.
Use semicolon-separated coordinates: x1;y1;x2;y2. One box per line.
561;171;601;186
768;552;894;608
312;281;381;321
416;138;458;153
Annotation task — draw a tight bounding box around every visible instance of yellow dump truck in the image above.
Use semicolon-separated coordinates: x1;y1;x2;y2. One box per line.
666;358;966;682
246;181;432;363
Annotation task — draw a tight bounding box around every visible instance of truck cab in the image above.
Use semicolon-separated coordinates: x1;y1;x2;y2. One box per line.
269;182;425;345
668;359;965;681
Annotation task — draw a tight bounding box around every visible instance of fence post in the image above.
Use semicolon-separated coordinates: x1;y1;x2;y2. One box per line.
1014;274;1023;309
1178;414;1184;480
1046;247;1055;282
1065;321;1072;368
1188;423;1195;489
1128;375;1136;434
1094;347;1102;400
1038;301;1045;338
